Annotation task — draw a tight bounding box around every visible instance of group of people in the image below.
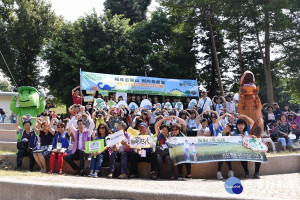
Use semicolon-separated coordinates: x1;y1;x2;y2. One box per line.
14;88;300;180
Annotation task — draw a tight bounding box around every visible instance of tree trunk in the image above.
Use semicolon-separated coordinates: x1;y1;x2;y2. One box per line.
236;19;245;73
253;6;274;105
207;18;224;96
264;1;274;105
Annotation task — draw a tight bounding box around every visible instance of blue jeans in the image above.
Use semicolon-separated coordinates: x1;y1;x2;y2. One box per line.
277;137;293;146
90;152;108;171
1;115;5;123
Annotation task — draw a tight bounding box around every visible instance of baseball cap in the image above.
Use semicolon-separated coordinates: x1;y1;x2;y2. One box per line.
138;122;147;128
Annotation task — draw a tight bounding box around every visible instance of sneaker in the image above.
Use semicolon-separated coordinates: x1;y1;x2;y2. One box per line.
107;172;114;179
92;171;98;178
118;173;128;179
253;173;260;179
88;171;93;177
58;171;64;175
217;172;223;180
129;174;139;178
48;171;54;174
228;170;234;178
151;171;157;180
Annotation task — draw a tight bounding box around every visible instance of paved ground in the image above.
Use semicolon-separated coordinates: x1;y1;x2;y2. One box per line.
0;170;299;200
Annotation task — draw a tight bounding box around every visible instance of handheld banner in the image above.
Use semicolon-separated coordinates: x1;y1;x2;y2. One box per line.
85;139;104;154
84;96;94;102
166;136;267;165
105;130;126;147
242;137;268;152
129;135;152;148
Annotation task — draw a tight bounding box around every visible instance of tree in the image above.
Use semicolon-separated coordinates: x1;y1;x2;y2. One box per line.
160;0;226;95
43;12;134;106
0;80;11;91
0;0;60;88
104;0;151;24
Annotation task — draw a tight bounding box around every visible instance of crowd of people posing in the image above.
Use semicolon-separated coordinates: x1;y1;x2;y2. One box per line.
15;89;300;180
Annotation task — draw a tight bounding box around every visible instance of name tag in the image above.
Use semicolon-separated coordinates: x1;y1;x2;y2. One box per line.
162;144;168;149
57;143;62;149
47;145;52;151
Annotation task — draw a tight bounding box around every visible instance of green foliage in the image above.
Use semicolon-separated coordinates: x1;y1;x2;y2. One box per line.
0;0;60;87
0;80;11;91
104;0;151;24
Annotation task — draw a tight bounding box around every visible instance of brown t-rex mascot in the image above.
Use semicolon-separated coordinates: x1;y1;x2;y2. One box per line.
238;71;263;137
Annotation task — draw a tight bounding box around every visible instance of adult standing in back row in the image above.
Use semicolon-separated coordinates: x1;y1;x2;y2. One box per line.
197;89;212;114
72;86;83;105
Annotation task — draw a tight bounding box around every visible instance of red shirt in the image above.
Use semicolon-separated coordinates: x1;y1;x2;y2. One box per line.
72;93;82;105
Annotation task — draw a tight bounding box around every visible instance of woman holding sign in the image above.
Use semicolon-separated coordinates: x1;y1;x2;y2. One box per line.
234;115;262;179
88;123;110;178
170;123;192;179
48;122;70;174
155;117;174;179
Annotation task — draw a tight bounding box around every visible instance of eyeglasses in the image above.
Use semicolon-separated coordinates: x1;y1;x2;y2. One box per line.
99;127;105;129
171;128;179;131
57;126;64;128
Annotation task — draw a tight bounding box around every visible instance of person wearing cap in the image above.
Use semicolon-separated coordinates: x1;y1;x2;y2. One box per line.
130;122;157;179
197;89;212;114
107;122;132;179
107;108;124;133
132;109;150;129
15;116;38;171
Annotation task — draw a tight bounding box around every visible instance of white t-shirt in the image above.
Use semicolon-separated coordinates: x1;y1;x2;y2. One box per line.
226;100;236;113
78;132;83;150
197;125;210;136
187;118;197;129
197;97;212;111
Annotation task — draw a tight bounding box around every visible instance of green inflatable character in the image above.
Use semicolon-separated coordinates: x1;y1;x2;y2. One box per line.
10;86;45;141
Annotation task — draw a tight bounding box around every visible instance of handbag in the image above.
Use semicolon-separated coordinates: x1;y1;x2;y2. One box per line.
17;141;29;151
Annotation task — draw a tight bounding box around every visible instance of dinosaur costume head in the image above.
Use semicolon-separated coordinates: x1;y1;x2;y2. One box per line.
18;86;40;107
239;71;259;96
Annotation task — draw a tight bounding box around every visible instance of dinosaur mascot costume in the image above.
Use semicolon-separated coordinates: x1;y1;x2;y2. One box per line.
238;71;264;137
10;86;45;141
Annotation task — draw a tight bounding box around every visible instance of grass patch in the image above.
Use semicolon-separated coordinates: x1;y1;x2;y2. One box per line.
0;150;16;154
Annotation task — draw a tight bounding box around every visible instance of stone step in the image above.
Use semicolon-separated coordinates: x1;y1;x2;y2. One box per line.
0;123;15;130
1;153;299;179
0;130;17;142
0;141;18;152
